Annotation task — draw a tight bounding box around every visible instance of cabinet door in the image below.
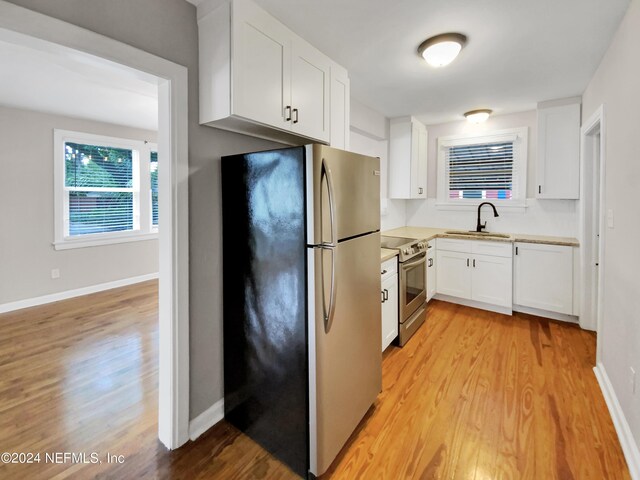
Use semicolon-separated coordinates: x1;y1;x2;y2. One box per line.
514;243;573;314
232;0;292;130
329;65;350;150
471;254;513;308
290;39;331;143
426;250;436;301
436;250;471;299
381;274;398;351
389;117;427;199
415;125;427;198
537;102;581;199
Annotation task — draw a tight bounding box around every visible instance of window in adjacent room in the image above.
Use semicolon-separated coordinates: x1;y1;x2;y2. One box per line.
54;130;158;249
437;127;528;208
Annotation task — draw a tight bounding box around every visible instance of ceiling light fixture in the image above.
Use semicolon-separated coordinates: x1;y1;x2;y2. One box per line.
418;33;467;68
464;109;492;123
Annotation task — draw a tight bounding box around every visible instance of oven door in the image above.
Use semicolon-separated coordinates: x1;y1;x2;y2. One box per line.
399;252;427;323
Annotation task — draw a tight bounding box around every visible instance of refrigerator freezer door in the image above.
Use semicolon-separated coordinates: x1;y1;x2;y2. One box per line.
307;144;380;245
309;231;382;476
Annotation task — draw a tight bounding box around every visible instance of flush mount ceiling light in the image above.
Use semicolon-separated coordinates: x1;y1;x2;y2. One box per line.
464;109;492;123
418;33;467;67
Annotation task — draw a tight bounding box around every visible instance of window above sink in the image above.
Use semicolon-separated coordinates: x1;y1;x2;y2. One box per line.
436;127;528;211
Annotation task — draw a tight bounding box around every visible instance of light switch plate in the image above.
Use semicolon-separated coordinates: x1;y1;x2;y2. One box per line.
606;209;614;229
380;198;388;216
51;269;60;279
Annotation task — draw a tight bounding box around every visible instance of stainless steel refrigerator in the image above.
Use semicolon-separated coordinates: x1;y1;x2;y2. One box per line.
221;144;382;478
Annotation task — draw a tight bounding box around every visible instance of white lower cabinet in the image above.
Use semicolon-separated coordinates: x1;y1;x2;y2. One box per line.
513;242;573;314
471;255;512;308
381;257;398;352
426;241;436;301
436;250;472;299
436;239;512;310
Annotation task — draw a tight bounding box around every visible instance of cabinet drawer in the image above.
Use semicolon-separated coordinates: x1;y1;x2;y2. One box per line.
472;240;512;258
436;238;472;253
381;256;397;281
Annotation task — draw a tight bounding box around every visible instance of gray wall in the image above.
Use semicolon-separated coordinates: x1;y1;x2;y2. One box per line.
0;106;159;304
582;0;640;455
5;0;282;419
349;98;406;230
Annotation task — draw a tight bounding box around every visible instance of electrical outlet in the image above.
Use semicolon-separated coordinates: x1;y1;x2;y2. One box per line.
631;367;636;395
51;269;60;279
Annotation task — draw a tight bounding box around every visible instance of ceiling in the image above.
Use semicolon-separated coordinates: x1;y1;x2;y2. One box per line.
0;30;158;131
237;0;630;125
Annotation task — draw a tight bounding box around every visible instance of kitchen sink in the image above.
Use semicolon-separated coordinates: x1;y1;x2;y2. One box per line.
444;230;511;239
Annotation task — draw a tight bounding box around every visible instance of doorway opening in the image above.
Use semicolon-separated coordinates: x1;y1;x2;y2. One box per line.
0;1;189;449
579;105;605;362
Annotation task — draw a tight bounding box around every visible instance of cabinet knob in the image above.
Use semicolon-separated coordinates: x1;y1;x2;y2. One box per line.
418;187;423;194
284;105;292;122
293;108;299;124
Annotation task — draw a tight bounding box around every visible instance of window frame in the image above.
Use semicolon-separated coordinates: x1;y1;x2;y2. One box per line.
436;127;528;211
53;129;158;250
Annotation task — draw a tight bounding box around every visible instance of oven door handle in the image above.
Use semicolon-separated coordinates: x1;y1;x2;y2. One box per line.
401;252;427;270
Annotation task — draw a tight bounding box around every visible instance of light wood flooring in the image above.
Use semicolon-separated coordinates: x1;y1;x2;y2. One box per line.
0;283;629;479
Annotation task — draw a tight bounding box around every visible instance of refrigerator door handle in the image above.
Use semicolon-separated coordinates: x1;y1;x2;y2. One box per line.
322;158;338;247
321;245;337;333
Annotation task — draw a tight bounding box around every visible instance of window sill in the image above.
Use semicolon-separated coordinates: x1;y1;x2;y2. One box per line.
53;232;158;250
435;202;528;213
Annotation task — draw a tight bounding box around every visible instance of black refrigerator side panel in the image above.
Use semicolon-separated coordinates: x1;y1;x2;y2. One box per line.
221;147;309;478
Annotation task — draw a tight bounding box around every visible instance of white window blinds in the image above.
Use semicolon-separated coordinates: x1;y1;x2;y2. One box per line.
64;142;135;236
447;141;514;200
150;151;158;227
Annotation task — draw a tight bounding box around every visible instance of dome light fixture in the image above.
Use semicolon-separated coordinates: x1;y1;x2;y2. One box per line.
418;33;467;68
464;109;492;123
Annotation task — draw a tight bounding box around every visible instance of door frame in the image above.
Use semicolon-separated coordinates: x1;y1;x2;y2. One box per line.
579;105;606;361
0;1;190;449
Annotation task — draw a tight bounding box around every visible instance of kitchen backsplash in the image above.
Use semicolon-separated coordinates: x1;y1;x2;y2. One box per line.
392;198;579;237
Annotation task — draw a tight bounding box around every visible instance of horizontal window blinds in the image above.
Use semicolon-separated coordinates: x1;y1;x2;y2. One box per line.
69;192;133;235
150;151;158;227
65;142;134;235
447;141;513;199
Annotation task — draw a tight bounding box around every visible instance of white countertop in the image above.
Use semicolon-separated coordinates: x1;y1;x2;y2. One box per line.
380;248;398;262
382;226;579;247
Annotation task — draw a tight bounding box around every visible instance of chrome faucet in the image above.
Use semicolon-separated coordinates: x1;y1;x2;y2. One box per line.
476;202;499;232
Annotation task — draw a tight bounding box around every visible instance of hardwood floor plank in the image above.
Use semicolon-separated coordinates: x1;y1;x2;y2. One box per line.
0;287;630;479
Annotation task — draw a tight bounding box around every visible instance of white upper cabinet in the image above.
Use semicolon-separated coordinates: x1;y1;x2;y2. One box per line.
232;0;291;129
289;39;331;142
198;0;341;145
536;98;581;199
329;64;350;150
389;116;428;199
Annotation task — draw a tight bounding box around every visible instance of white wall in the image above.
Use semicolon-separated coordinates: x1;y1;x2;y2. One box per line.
349;98;406;231
0;105;159;305
582;0;640;466
405;110;579;237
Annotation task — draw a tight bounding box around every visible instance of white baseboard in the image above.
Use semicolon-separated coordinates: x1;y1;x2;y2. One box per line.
513;304;579;324
433;294;512;316
594;363;640;479
0;273;159;314
189;398;224;441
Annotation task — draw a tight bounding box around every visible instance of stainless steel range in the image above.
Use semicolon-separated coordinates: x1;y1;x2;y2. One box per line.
380;236;429;346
